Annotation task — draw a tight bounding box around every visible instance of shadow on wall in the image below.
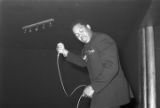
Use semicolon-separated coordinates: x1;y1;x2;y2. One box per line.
121;98;137;108
119;28;141;108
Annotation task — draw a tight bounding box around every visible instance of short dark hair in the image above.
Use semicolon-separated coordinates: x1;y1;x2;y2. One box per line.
71;19;89;28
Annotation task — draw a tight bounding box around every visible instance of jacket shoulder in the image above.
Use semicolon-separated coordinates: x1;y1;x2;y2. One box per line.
94;32;116;44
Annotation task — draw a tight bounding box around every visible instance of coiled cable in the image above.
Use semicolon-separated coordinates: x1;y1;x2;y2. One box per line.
57;53;87;108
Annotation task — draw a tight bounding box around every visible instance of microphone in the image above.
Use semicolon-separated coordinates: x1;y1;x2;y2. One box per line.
57;42;65;55
57;42;64;50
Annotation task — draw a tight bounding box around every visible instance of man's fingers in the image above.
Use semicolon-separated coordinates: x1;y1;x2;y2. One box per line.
83;94;87;97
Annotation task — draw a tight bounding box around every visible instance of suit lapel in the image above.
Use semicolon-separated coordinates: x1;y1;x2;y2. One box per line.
83;33;97;58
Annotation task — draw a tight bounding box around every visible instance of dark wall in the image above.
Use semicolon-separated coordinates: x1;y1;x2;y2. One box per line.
0;48;90;108
0;1;150;108
120;28;140;108
1;0;149;49
154;26;160;108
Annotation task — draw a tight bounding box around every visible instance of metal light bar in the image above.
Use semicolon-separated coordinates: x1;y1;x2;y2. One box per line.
22;18;54;30
146;26;156;108
142;28;147;108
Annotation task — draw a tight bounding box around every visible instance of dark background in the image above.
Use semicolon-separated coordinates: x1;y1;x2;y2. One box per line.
1;0;159;108
154;26;160;108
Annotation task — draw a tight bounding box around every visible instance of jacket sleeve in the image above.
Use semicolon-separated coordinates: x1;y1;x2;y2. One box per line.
66;51;86;67
91;38;119;93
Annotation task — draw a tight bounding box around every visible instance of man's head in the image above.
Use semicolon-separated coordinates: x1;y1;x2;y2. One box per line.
72;21;93;43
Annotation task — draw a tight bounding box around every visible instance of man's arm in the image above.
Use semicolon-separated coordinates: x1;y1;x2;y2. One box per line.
91;38;119;93
56;42;86;67
66;51;86;67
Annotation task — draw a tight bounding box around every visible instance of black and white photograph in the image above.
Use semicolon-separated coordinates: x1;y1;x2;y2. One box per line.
0;0;159;108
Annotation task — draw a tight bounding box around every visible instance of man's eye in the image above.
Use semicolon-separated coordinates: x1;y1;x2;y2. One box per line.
79;29;83;33
75;33;79;36
75;34;80;38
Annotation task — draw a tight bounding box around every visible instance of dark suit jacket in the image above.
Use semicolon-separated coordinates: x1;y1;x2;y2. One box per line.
66;32;132;108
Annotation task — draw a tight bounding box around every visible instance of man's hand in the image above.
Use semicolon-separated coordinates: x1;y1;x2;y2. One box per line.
83;85;94;98
56;42;69;57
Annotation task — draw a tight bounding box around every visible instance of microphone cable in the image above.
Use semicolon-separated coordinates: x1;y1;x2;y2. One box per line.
57;53;68;96
56;53;87;108
76;94;85;108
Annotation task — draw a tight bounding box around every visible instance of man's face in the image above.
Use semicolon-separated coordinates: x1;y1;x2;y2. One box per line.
72;24;91;43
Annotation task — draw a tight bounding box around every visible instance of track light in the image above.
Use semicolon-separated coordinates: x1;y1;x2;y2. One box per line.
22;18;54;33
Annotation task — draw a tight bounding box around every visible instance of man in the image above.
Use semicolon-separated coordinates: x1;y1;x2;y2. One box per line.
56;21;132;108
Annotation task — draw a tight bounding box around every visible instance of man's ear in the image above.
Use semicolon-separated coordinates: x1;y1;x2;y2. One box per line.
86;24;91;30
